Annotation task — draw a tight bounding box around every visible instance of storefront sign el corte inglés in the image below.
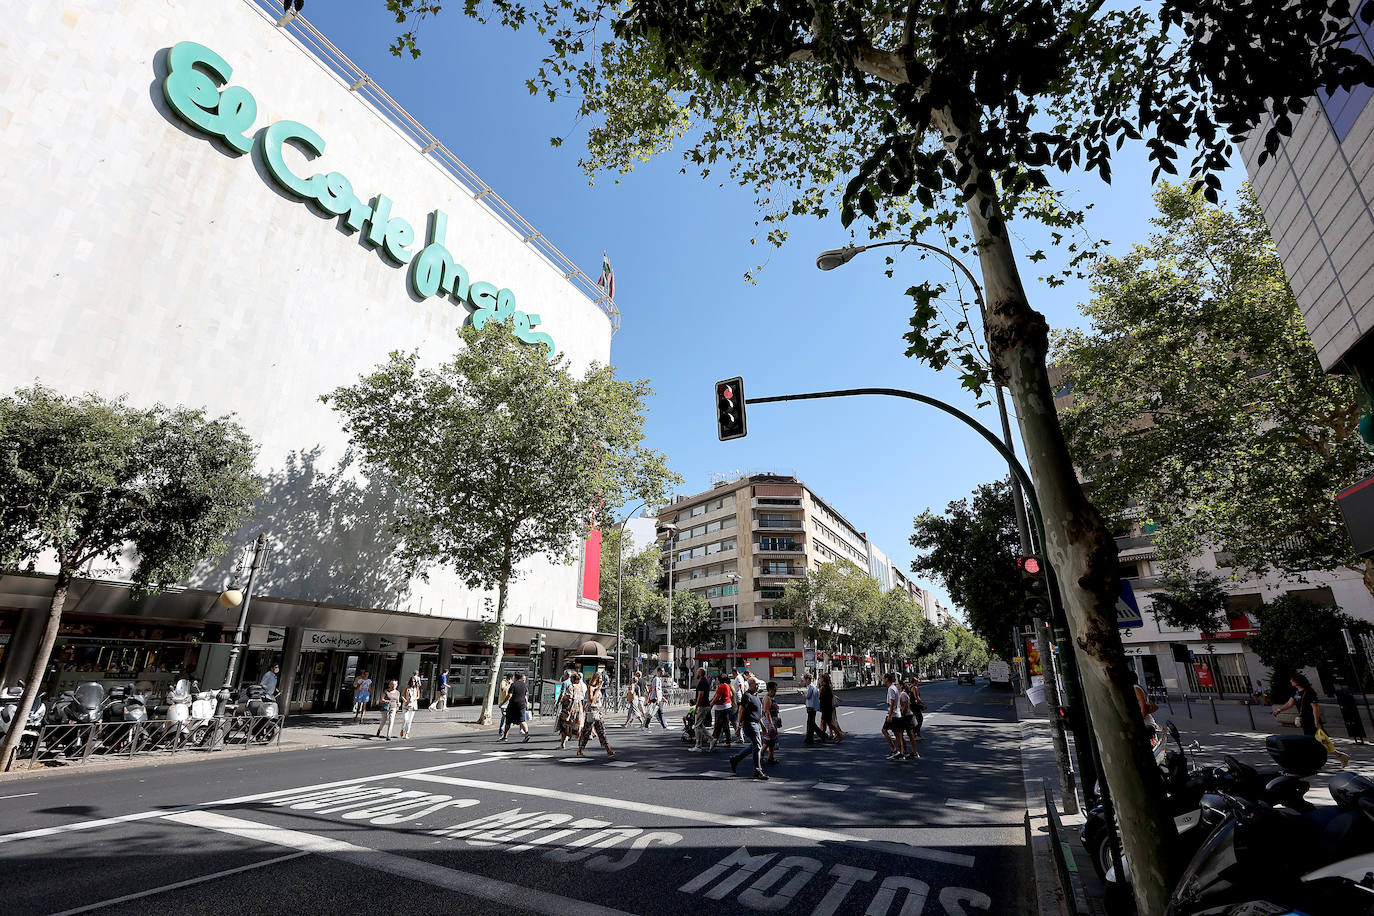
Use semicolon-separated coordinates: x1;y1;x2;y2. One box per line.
248;626;406;652
160;40;555;355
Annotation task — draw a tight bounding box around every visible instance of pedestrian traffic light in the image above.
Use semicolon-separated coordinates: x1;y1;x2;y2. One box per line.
529;637;539;656
536;632;546;654
1017;555;1049;618
715;377;747;441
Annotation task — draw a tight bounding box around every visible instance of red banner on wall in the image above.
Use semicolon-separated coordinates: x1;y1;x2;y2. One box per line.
1193;662;1215;688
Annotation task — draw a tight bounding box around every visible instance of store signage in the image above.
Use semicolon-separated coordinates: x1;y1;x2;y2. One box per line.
160;41;555;355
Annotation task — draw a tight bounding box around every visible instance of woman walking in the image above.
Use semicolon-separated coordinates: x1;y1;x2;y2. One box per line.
761;681;781;765
710;675;734;749
578;672;616;758
398;676;421;739
1275;673;1350;767
557;671;586;750
352;670;372;724
499;672;531;742
906;674;925;740
819;673;844;742
622;675;643;728
375;679;400;740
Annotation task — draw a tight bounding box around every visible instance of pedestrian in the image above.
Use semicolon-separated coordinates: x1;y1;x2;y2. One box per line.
399;675;421;739
577;671;616;758
497;673;512;736
802;673;826;746
710;672;734;749
352;670;372;724
500;671;532;742
689;666;713;752
907;674;925;740
762;680;781;765
644;667;667;729
1252;678;1265;705
729;676;768;780
434;670;448;712
731;666;748;741
1274;673;1350;767
558;671;586;748
260;663;280;695
819;673;844;742
896;678;918;760
622;673;643;728
375;679;400;740
1132;671;1161;752
881;672;904;759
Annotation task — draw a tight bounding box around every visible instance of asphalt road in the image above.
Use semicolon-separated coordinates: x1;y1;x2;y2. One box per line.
0;679;1032;916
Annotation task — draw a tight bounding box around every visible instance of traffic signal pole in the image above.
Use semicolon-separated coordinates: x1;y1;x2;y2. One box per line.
745;386;1101;815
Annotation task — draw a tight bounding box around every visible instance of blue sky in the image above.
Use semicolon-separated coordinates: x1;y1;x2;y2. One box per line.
305;2;1245;616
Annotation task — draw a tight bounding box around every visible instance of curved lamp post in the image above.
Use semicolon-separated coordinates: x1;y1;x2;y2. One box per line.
615;501;648;701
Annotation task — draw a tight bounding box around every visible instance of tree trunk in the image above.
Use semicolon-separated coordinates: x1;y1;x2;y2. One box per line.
477;572;511;726
964;192;1179;914
1;567;71;772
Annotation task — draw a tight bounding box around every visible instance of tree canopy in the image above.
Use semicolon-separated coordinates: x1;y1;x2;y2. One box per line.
596;524;664;637
1248;594;1372;687
1055;184;1374;584
325;320;678;722
910;479;1022;654
0;385;261;769
775;559;882;653
1148;569;1230;637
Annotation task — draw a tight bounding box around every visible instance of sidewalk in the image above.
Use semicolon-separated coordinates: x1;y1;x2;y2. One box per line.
3;701;691;781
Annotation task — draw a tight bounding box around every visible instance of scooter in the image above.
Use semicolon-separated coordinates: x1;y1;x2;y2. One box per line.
146;679;193;748
0;682;46;762
227;684;280;744
43;682;106;756
1084;726;1321;886
100;683;149;752
1166;770;1374;915
186;680;219;747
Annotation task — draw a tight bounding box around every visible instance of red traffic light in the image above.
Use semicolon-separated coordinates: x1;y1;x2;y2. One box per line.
721;385;734;400
1017;556;1043;576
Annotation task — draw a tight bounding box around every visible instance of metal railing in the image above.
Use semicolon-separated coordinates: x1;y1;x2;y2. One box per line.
244;0;619;334
6;715;286;771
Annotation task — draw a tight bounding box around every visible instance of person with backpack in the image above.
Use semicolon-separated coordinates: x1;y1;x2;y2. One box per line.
709;672;734;749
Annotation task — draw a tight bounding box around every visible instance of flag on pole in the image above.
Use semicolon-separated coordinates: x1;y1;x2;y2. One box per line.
597;252;615;300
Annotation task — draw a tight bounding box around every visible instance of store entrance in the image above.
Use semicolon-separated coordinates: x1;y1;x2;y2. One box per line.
294;650;403;712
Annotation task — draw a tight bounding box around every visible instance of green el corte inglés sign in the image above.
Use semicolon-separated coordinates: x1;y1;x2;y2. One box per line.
161;40;555;355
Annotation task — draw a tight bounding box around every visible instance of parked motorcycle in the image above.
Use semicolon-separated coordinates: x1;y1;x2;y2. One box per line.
231;684;280;744
146;679;193;749
0;682;46;762
1083;724;1320;885
186;680;219;747
43;682;106;755
1166;769;1374;915
99;683;149;752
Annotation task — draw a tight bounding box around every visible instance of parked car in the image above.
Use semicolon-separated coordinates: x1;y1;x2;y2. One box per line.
957;671;976;685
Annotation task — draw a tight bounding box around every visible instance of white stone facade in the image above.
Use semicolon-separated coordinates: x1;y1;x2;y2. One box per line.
0;1;612;633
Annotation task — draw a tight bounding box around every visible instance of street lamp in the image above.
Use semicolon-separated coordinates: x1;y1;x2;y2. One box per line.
615;501;648;702
215;532;268;718
657;521;678;681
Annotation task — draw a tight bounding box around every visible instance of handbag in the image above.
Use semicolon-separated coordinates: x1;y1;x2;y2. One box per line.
1315;727;1338;754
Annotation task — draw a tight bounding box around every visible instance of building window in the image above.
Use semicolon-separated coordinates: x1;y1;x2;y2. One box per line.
1319;17;1374;142
760;587;785;599
1119;563;1140;580
767;630;796;649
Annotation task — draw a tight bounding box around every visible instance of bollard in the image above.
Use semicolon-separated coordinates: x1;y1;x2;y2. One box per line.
1166;693;1175;715
1211;698;1219;725
1185;693;1193;718
1247;701;1256;730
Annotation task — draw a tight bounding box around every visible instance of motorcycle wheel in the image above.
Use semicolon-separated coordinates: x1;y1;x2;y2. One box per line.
1087;831;1112;883
17;734;37;760
256;722;279;744
189;724;211;747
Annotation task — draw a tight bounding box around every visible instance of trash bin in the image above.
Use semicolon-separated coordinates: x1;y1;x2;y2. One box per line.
1335;690;1367;743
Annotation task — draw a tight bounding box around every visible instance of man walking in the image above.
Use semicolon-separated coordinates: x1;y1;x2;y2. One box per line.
260;663;280;695
881;672;903;759
644;667;668;729
730;676;768;780
802;673;826;746
689;667;713;752
434;670;448;713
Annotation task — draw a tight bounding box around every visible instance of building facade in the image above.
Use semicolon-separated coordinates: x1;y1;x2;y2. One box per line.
0;1;617;710
1239;6;1374;379
653;473;935;683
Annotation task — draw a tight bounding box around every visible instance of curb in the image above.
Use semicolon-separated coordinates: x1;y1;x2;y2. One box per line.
1017;695;1095;916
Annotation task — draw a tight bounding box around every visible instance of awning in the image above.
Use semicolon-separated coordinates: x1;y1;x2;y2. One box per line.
694;650;803;659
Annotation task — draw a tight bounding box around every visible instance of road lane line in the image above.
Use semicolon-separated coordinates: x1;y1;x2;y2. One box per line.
812;783;849;792
946;798;987;812
0;792;38;800
0;756;503;846
402;773;978;866
164;810;635;916
43;851;309;915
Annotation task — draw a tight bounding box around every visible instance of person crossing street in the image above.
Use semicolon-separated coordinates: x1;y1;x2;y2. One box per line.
730;676;768;780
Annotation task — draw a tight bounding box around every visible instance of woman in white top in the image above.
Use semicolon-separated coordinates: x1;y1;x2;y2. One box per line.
399;676;421;739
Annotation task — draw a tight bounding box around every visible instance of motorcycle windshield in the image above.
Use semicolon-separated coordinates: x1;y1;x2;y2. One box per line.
1169;818;1238;910
74;684;104;708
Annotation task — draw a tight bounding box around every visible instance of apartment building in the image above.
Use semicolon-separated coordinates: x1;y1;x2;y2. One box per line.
653;474;927;682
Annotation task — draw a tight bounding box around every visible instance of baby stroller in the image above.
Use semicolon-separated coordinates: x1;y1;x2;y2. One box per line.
681;705;697;745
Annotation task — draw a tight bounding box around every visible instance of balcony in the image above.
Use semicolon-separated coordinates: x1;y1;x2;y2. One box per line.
754;517;805;531
751;497;802;509
753;541;805;555
754;565;805;578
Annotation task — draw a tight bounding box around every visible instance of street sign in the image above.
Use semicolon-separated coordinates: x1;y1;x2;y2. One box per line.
1116;581;1143;628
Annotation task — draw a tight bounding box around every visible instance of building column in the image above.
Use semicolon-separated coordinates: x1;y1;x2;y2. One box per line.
277;626;305;720
0;607;48;689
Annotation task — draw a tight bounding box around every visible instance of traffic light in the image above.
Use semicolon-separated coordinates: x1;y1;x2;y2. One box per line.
715;377;747;441
1017;555;1049;618
536;632;546;655
529;636;539;656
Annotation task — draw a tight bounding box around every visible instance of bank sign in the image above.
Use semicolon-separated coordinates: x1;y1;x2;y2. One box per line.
161;41;555;355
